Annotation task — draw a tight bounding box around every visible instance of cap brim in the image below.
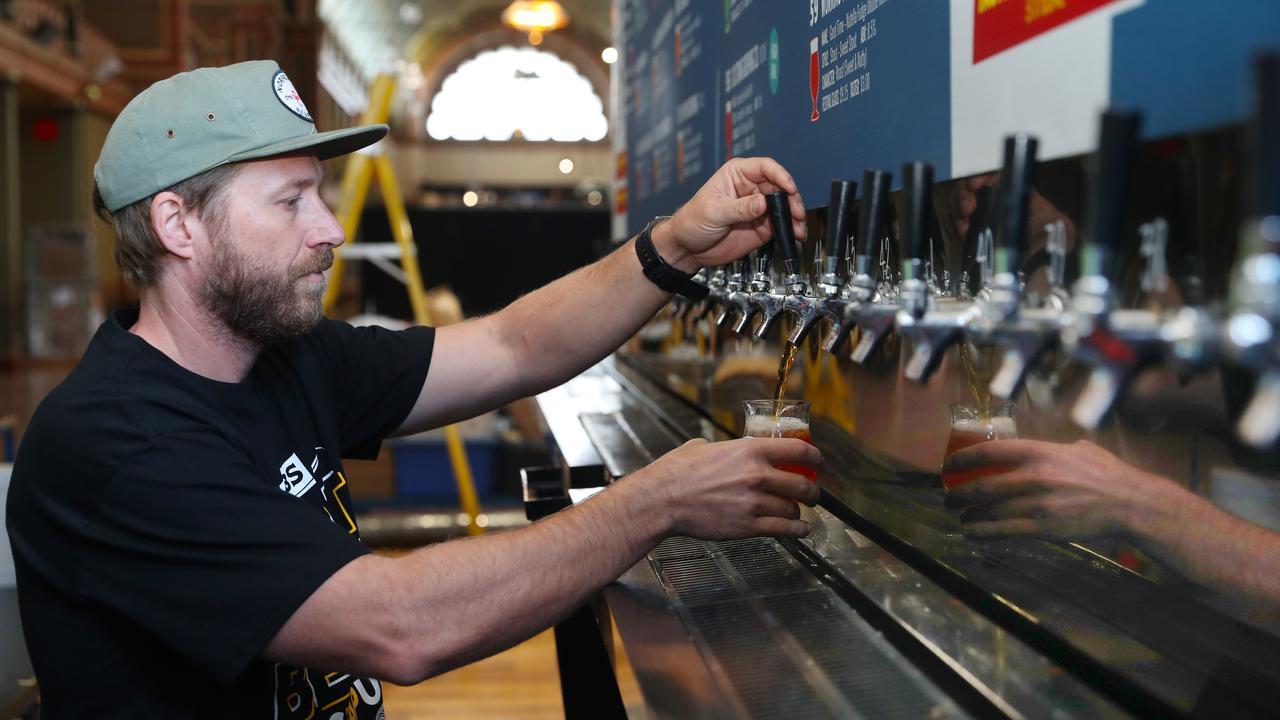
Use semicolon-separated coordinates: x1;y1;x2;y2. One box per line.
225;123;389;164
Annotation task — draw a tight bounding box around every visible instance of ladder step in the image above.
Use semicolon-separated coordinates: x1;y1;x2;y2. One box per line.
337;243;414;259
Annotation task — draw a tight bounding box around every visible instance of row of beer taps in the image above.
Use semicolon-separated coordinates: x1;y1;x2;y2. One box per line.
672;56;1280;450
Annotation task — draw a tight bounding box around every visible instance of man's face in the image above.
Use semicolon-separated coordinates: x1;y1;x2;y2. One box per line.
198;155;344;345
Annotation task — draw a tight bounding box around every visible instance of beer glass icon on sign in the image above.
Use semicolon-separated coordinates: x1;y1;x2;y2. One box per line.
743;400;816;480
809;37;821;122
940;403;1017;490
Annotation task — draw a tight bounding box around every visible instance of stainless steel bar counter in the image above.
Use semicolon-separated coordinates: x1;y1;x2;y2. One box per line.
532;355;1278;719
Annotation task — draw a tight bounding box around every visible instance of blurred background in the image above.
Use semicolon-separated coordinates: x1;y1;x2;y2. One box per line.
0;0;623;523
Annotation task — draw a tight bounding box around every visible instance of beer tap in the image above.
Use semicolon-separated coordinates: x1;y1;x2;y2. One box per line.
969;134;1070;399
1062;110;1169;429
895;162;980;382
1223;53;1280;448
829;169;898;362
744;191;794;338
690;265;727;324
777;180;857;346
716;258;752;329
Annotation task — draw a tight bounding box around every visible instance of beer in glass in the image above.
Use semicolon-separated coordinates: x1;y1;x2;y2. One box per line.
742;399;816;480
941;403;1017;489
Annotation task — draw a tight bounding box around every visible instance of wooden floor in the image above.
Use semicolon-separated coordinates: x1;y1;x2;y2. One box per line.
383;630;567;719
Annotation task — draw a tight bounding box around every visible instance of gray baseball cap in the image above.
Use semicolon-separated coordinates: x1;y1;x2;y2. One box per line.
94;59;388;212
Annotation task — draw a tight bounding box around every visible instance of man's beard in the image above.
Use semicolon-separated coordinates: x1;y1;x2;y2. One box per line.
200;234;333;347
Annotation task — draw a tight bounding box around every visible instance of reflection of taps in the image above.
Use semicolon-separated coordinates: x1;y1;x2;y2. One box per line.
1043;220;1071;311
1062;110;1170;429
671;268;710;320
780;179;857;346
968;135;1071;399
691;266;728;323
1222;54;1280;448
829;169;897;361
894;161;980;382
716;258;752;330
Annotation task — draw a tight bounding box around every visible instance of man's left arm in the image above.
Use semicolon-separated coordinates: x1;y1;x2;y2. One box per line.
394;157;807;434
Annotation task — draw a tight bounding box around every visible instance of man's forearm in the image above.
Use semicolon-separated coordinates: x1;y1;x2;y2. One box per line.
1129;482;1280;605
493;223;691;396
373;473;669;683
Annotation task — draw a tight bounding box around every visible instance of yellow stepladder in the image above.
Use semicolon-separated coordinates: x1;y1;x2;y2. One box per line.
324;74;484;536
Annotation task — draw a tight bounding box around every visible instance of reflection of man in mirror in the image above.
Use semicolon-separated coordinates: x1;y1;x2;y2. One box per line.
945;438;1280;625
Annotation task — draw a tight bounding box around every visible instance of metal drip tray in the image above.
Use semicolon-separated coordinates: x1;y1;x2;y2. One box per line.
649;537;962;719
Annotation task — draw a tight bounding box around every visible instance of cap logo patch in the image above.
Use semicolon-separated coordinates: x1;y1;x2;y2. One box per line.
271;70;313;122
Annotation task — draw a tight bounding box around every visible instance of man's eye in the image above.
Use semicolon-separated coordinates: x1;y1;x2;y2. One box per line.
283;196;302;208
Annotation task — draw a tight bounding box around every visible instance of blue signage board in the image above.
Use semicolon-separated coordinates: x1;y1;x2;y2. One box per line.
621;0;723;234
617;0;1280;235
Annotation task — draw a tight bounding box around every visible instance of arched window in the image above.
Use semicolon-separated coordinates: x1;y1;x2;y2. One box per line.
426;46;607;142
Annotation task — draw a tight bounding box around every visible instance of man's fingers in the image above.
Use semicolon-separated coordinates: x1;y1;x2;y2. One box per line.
945;474;1043;507
752;516;811;538
944;438;1042;474
714;193;768;228
959;495;1045;525
757;437;822;469
749;492;803;520
732;157;797;195
760;470;821;506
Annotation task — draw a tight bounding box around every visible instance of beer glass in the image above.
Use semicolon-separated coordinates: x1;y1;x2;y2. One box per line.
941;403;1017;489
742;399;815;480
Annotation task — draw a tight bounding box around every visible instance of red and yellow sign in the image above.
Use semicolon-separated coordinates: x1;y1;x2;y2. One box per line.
973;0;1121;64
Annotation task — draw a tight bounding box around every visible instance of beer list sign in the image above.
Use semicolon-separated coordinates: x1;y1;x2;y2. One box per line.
617;0;1280;236
621;0;720;236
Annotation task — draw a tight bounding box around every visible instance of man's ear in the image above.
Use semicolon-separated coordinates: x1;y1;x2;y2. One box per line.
150;191;196;260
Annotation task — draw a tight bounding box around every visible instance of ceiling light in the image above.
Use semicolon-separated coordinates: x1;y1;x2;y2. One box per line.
601;47;618;64
558;158;574;174
399;2;423;24
502;1;570;45
462;190;479;207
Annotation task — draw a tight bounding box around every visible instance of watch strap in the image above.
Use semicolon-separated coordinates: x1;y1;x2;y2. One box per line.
635;217;710;300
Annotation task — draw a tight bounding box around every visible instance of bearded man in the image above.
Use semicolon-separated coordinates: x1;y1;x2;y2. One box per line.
5;60;820;718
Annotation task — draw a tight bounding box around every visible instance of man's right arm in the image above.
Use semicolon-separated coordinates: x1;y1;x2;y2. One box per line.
945;439;1280;609
264;436;821;684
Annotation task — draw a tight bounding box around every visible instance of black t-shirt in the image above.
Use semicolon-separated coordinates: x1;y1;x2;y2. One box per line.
5;308;435;719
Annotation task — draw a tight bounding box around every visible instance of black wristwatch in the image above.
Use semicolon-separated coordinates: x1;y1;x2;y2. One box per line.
635;216;709;300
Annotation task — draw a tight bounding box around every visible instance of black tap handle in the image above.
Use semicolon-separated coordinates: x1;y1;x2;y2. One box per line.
855;169;892;265
1084;110;1142;277
765;191;799;270
825;180;857;267
995;134;1039;275
900;161;934;275
1251;53;1280;254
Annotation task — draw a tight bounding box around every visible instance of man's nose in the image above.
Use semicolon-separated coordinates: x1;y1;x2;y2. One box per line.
308;198;346;249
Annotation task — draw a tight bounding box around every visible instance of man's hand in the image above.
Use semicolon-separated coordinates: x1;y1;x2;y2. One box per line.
943;439;1175;541
631;436;822;540
651;157;808;273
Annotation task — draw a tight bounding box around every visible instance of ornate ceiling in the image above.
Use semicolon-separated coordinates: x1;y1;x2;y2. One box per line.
319;0;611;82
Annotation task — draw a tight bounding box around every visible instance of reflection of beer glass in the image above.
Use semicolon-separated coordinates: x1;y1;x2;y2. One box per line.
941;403;1017;489
809;37;821;122
743;400;815;480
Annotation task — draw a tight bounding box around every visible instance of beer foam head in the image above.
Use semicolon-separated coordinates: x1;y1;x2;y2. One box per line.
744;415;808;438
952;416;1017;440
